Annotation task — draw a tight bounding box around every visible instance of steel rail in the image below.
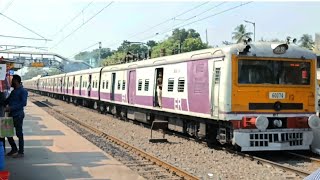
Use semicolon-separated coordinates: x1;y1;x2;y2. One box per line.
222;148;311;177
32;98;199;180
30;93;312;178
286;151;320;163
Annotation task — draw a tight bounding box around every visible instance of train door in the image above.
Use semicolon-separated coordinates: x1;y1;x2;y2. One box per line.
110;73;116;101
60;78;63;93
88;74;92;97
72;76;75;94
128;70;136;104
66;77;69;94
187;60;210;114
212;63;221;117
153;68;163;107
79;76;82;95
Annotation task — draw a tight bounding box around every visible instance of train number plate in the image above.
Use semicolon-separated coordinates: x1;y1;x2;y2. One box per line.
269;92;285;99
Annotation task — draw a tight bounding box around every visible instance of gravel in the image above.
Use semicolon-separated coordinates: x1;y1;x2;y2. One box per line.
30;93;303;180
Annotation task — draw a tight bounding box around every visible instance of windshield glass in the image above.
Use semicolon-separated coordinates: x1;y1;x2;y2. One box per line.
238;59;310;85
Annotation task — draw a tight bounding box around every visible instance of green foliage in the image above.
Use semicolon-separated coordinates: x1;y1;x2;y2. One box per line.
74;48;112;60
222;41;233;45
146;40;158;48
299;34;314;50
117;41;148;53
182;37;207;52
102;51;126;66
151;38;178;58
100;28;208;64
232;24;253;43
22;67;62;80
150;28;207;58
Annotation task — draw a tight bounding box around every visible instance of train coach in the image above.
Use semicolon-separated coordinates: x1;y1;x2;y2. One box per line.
24;41;320;152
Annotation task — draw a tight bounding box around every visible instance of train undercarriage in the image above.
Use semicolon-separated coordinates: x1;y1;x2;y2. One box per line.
30;90;314;152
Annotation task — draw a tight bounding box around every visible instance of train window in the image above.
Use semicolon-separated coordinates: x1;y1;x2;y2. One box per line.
178;78;185;92
238;60;310;85
168;78;174;92
102;81;105;89
138;79;142;91
122;80;126;90
144;79;149;91
118;80;121;90
106;81;109;89
215;68;221;83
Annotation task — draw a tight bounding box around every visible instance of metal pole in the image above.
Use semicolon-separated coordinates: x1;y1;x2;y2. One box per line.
244;20;255;42
98;42;101;66
205;29;208;45
253;22;256;42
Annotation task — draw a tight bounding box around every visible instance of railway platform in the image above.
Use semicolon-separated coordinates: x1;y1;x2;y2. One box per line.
3;100;145;180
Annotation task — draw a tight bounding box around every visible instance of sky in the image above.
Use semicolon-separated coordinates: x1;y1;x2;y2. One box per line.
0;0;319;59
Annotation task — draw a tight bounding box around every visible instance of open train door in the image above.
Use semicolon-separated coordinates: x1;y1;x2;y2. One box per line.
79;76;82;95
153;68;163;107
72;76;75;94
88;74;92;97
128;70;136;104
110;73;116;101
66;77;69;94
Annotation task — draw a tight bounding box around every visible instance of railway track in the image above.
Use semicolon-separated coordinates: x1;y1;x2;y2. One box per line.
30;97;199;180
30;93;317;179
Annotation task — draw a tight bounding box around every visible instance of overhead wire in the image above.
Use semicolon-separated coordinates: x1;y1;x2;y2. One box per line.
126;1;210;40
103;1;210;48
51;1;114;49
141;1;253;42
51;1;94;38
68;42;99;59
0;34;51;41
139;1;227;42
0;12;49;40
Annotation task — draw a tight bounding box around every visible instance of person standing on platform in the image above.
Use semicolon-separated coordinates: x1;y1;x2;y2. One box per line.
0;92;6;153
4;75;28;158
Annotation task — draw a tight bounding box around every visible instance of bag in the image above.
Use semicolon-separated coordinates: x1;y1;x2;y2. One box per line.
0;117;15;137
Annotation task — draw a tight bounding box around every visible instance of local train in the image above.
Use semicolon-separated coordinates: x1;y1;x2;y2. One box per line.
24;41;320;152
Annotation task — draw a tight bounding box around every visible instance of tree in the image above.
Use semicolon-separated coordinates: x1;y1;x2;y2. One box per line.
74;51;90;60
299;34;314;50
222;41;233;45
102;51;126;66
117;40;148;53
146;40;158;48
22;68;46;80
150;28;207;58
91;48;112;60
232;24;253;43
182;38;207;52
270;38;281;42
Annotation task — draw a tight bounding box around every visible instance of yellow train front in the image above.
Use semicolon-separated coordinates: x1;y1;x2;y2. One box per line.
228;42;319;151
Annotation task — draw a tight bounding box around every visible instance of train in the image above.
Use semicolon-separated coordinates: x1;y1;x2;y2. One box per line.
24;41;320;152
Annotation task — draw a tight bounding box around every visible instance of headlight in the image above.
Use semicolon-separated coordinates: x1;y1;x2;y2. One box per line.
255;116;269;131
308;115;320;129
273;119;283;128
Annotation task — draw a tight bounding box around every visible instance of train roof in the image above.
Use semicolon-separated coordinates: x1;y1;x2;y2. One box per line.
100;42;316;72
23;42;317;79
66;67;102;76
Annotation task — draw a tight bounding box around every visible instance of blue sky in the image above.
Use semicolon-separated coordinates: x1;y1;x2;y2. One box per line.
0;0;319;58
